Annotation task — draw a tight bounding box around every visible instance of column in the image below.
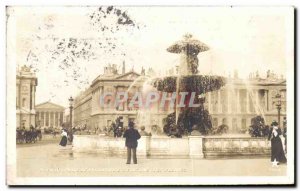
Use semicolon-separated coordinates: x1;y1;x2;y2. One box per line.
227;91;231;114
217;90;221;113
30;85;32;110
51;112;53;126
18;82;21;109
255;90;259;114
48;112;50;126
246;91;250;113
43;112;46;126
98;87;102;111
113;86;118;111
32;86;35;110
237;89;240;113
48;112;51;126
39;111;41;125
208;92;212;112
58;112;61;126
36;112;42;126
56;112;59;126
35;112;38;126
265;90;269;111
54;112;56;127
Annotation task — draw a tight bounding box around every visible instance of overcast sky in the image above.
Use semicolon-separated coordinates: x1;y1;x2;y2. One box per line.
9;6;293;107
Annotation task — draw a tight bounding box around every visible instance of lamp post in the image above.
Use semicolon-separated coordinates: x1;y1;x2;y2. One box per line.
273;93;282;127
69;96;74;129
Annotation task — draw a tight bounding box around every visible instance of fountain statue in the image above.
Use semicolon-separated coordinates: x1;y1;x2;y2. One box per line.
167;33;209;75
152;34;226;136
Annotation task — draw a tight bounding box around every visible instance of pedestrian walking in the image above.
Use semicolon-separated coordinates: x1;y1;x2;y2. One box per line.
59;129;68;147
123;121;141;164
268;121;286;164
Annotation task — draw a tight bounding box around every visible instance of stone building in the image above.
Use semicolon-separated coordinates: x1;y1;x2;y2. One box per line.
16;66;38;129
35;101;65;128
205;76;286;133
73;64;286;134
74;64;153;131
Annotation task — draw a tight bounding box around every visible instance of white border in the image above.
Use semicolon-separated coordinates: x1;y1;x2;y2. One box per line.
2;0;297;188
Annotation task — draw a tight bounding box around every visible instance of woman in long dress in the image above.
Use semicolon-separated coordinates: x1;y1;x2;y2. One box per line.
59;129;68;147
268;121;287;164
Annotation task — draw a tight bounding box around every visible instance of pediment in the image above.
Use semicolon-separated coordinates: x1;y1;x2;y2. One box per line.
115;71;141;80
35;102;65;110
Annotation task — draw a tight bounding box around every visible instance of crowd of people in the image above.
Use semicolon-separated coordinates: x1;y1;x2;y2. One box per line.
16;125;42;144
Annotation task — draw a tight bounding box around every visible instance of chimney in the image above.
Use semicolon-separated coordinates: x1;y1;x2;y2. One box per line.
122;61;125;74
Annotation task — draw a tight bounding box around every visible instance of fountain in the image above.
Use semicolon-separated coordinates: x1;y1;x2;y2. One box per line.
73;34;273;158
152;34;226;136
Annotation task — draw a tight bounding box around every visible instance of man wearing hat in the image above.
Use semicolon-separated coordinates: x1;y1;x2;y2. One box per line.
123;121;141;164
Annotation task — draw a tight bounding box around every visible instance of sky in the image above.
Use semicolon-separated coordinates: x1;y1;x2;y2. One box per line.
9;6;293;107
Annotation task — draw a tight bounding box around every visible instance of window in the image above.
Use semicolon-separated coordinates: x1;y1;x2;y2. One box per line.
232;118;237;132
221;90;228;113
222;118;227;125
107;120;112;127
22;86;28;91
212;118;218;127
240;89;247;113
22;98;26;107
241;118;247;129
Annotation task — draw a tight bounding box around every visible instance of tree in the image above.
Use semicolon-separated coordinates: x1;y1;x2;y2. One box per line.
249;116;269;137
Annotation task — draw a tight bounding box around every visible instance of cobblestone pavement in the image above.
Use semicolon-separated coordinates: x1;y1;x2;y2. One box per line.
16;142;287;177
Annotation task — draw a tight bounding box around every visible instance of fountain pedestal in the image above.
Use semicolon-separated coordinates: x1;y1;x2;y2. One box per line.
137;136;151;156
188;136;204;158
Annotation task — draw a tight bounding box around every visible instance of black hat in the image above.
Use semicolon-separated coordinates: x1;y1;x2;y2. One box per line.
271;121;278;127
128;121;135;128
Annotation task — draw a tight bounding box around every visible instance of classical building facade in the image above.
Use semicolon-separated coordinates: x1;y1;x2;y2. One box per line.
16;66;38;128
74;64;152;130
35;102;65;128
205;77;286;133
73;64;286;134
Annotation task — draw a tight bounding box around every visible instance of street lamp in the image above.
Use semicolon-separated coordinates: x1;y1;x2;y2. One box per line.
273;93;282;127
69;96;74;129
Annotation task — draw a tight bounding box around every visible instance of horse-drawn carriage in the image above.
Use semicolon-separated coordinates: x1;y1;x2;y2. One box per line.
44;127;61;137
16;128;42;144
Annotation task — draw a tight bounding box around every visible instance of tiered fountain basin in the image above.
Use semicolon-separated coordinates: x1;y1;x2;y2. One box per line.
72;135;271;158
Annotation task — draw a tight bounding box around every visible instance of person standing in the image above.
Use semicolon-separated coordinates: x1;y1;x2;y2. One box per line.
283;126;287;153
268;121;286;164
59;129;68;147
123;121;141;164
283;117;287;153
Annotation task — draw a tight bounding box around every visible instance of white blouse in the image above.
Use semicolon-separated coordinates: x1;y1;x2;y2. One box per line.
61;131;67;137
272;126;278;137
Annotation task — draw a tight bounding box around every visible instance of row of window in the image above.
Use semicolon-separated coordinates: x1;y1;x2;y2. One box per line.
212;117;247;131
16;98;27;108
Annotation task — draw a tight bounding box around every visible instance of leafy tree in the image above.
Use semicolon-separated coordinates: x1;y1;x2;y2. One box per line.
249;116;269;137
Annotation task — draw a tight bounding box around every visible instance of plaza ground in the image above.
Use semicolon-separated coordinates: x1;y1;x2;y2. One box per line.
16;140;287;177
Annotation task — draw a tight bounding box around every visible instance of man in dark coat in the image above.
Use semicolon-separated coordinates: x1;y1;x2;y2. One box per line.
123;121;141;164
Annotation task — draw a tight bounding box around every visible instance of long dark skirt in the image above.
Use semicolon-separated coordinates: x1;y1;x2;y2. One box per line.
271;136;287;163
59;136;67;147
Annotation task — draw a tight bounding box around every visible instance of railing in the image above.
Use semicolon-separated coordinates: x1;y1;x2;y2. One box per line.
73;135;272;158
203;137;271;158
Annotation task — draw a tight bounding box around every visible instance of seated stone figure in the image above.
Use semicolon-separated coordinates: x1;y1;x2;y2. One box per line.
139;126;151;136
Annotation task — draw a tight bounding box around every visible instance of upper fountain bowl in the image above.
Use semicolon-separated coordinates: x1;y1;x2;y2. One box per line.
167;34;210;54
